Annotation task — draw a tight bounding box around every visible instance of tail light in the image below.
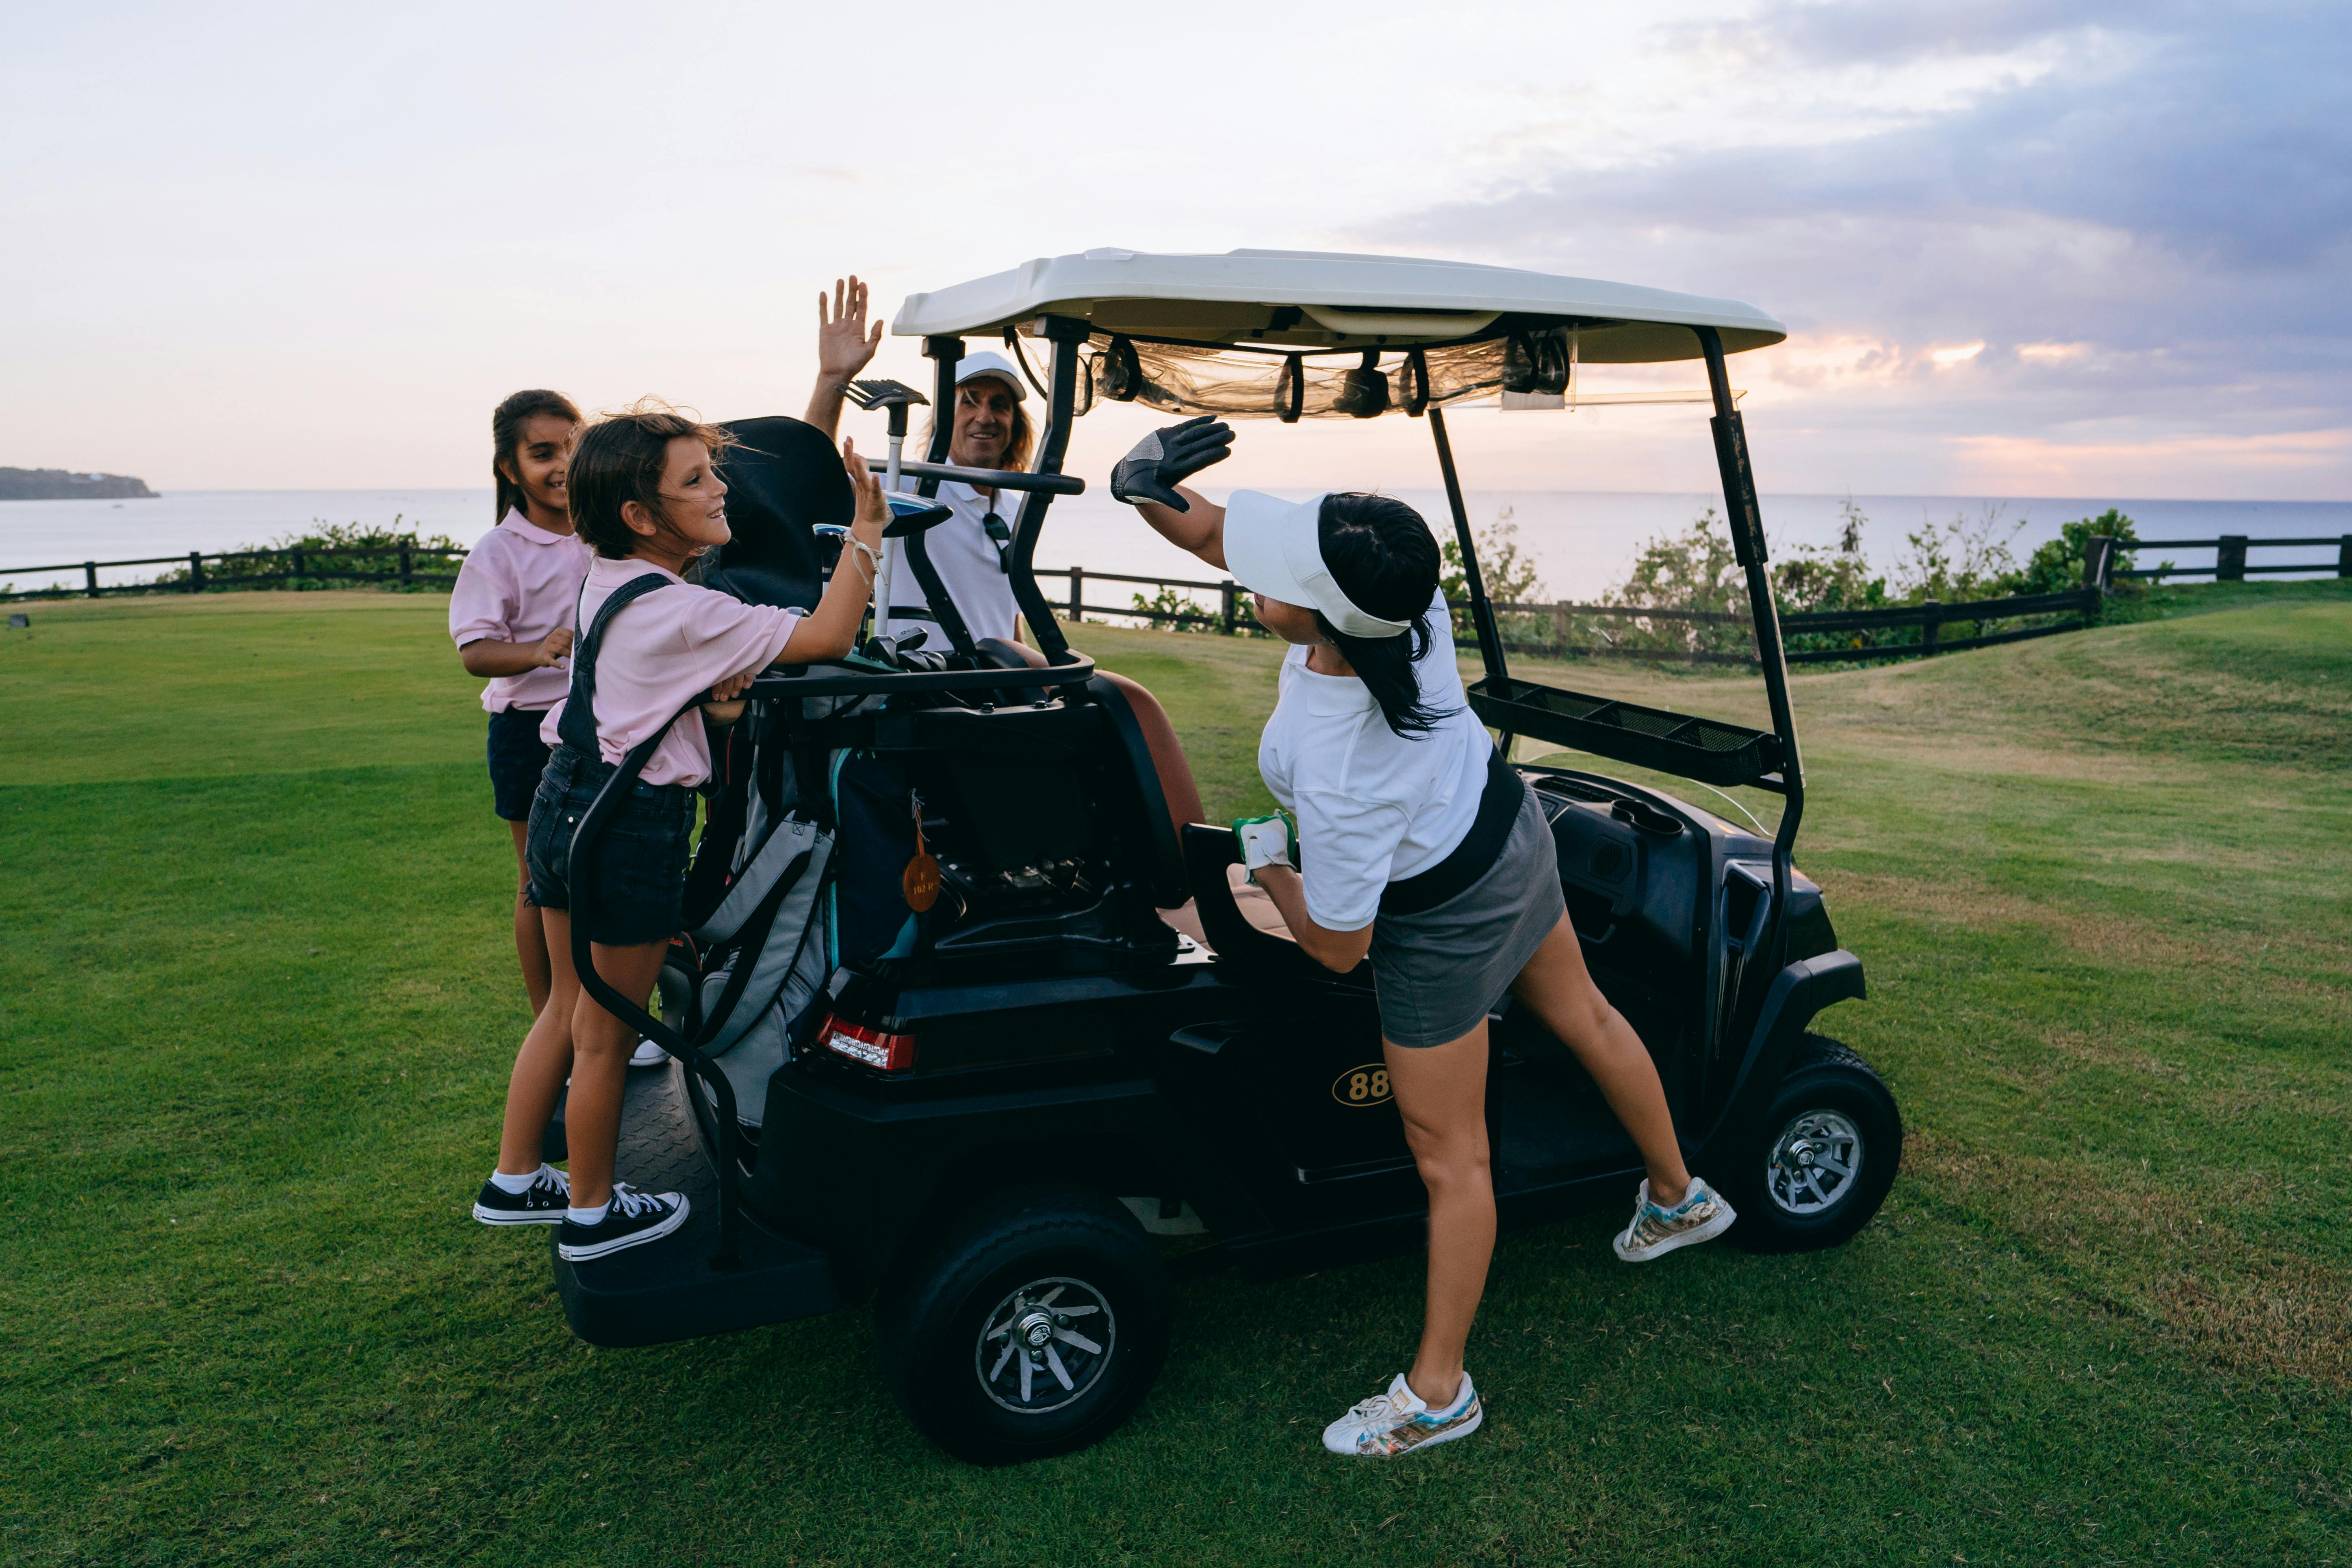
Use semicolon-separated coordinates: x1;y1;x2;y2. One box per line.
817;1015;916;1073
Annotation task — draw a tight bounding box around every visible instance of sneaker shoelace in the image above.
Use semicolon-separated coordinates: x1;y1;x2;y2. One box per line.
530;1167;568;1197
1344;1390;1408;1432
608;1184;665;1219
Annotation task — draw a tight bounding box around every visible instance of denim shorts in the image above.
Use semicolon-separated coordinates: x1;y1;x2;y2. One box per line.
487;707;554;823
525;744;696;948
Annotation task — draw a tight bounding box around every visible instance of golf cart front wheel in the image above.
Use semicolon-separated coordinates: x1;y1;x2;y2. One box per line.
1720;1034;1900;1254
875;1184;1171;1466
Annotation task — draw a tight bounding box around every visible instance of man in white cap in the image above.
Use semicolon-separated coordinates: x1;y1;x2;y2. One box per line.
804;275;1032;645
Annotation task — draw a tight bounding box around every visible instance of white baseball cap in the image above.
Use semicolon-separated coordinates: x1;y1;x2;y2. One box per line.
1223;491;1413;639
953;350;1027;402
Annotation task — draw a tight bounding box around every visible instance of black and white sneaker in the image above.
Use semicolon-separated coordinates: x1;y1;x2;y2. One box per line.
556;1184;691;1262
472;1165;571;1227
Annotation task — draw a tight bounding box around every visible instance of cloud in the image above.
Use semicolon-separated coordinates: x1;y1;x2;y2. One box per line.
1372;0;2352;484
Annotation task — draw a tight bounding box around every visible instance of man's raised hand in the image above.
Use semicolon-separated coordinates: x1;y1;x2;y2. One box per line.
816;275;883;385
1108;416;1236;513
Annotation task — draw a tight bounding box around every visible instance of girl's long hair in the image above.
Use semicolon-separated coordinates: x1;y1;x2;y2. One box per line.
1313;492;1456;739
490;388;583;523
566;401;735;560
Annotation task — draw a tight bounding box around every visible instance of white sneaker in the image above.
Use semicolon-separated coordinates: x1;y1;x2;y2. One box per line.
1321;1372;1482;1457
1612;1175;1736;1262
628;1038;667;1068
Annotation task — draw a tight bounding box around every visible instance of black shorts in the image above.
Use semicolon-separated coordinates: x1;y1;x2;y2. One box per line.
487;707;554;822
525;744;696;947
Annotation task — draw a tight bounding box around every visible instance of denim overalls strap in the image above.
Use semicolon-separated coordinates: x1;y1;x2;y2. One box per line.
556;572;677;758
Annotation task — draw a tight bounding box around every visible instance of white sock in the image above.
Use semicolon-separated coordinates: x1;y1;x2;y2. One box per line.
566;1201;610;1226
488;1167;539;1195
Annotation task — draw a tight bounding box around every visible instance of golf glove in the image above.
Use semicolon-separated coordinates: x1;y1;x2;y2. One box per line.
1109;416;1235;513
1232;812;1295;884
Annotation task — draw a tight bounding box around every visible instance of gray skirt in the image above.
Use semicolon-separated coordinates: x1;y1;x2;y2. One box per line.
1368;783;1565;1049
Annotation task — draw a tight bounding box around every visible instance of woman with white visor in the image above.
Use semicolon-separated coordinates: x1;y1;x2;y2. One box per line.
1111;416;1737;1459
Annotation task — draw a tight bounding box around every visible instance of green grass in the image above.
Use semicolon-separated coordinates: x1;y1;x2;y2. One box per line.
2;587;2348;1566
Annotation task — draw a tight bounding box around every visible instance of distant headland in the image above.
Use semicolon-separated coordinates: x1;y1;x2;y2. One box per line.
0;467;158;501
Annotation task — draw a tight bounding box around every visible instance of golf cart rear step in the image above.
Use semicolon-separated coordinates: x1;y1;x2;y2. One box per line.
551;1059;838;1349
1468;677;1786;789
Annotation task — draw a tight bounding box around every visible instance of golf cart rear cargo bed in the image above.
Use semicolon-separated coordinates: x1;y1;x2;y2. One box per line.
552;1060;838;1348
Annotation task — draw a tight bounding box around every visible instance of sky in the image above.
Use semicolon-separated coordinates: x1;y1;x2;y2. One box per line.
2;0;2344;500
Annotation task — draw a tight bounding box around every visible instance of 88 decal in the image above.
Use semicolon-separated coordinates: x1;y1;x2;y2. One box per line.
1331;1064;1393;1107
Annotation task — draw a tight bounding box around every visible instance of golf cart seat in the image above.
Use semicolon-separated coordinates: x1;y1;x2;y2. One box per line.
974;635;1206;854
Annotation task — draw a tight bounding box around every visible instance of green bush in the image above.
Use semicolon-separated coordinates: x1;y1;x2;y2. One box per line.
143;518;467;594
2018;507;2144;594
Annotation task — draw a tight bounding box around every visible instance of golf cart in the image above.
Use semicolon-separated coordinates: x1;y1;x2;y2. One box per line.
547;249;1898;1466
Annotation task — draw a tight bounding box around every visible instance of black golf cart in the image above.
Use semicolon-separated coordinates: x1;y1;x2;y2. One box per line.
548;250;1898;1466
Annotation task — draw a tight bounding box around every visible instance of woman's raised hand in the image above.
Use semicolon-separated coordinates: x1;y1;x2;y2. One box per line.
816;275;883;385
1109;416;1236;513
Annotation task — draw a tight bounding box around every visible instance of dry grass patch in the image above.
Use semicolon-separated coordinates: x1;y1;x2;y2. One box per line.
1908;1128;2352;1388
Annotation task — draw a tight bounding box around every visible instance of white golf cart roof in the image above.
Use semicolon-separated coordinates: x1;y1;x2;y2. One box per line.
892;247;1784;362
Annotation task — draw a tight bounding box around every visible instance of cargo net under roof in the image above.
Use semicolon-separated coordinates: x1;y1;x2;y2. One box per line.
1074;328;1574;421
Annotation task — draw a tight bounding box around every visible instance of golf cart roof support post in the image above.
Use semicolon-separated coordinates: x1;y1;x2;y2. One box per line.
917;336;964;500
1697;325;1805;973
1009;315;1089;664
564;710;746;1272
1427;404;1506;690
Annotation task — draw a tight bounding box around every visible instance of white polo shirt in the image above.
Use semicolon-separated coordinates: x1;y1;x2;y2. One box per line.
1255;589;1492;931
877;477;1020;645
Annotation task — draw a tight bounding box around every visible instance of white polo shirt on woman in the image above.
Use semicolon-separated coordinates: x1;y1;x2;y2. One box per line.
1255;589;1493;931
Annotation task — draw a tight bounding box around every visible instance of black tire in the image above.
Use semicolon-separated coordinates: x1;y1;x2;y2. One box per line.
874;1185;1172;1466
1718;1034;1901;1254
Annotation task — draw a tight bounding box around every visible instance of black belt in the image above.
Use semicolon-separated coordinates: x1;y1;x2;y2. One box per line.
1379;748;1526;917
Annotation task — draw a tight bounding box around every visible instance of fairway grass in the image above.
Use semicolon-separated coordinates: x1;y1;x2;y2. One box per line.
2;588;2347;1566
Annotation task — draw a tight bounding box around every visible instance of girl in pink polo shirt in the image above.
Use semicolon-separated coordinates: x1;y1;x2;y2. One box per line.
472;402;890;1261
450;389;589;1018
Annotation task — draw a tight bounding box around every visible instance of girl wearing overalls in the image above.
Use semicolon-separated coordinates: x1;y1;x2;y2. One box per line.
472;403;890;1262
1115;418;1736;1457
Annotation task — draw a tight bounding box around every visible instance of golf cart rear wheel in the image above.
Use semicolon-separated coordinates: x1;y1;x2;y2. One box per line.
875;1184;1171;1466
1721;1034;1900;1254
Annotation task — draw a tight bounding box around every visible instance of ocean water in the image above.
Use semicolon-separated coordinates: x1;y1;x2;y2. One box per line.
3;488;2343;600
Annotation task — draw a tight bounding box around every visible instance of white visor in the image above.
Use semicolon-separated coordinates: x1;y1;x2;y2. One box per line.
1223;491;1414;639
953;350;1027;402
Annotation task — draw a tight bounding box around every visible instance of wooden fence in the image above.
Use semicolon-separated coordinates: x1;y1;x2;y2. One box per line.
2109;534;2352;582
1;544;464;598
7;530;2347;666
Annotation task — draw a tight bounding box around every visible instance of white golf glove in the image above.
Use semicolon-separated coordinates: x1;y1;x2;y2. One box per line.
1232;813;1295;884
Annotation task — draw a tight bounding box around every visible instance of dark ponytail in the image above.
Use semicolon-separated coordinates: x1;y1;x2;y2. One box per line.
491;388;583;523
1315;492;1456;739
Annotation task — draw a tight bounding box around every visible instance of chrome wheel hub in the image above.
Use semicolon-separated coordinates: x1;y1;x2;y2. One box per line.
1767;1110;1862;1216
976;1277;1115;1415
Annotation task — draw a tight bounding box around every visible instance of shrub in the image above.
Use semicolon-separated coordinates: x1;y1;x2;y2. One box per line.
2018;507;2144;594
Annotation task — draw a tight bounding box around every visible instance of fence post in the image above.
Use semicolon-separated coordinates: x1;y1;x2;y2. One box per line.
85;562;99;598
188;551;204;593
1553;600;1570;657
1221;578;1237;635
292;547;305;581
2216;535;2247;581
399;544;413;587
2083;535;2114;593
2339;535;2350;579
1920;600;1941;655
1069;564;1083;623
